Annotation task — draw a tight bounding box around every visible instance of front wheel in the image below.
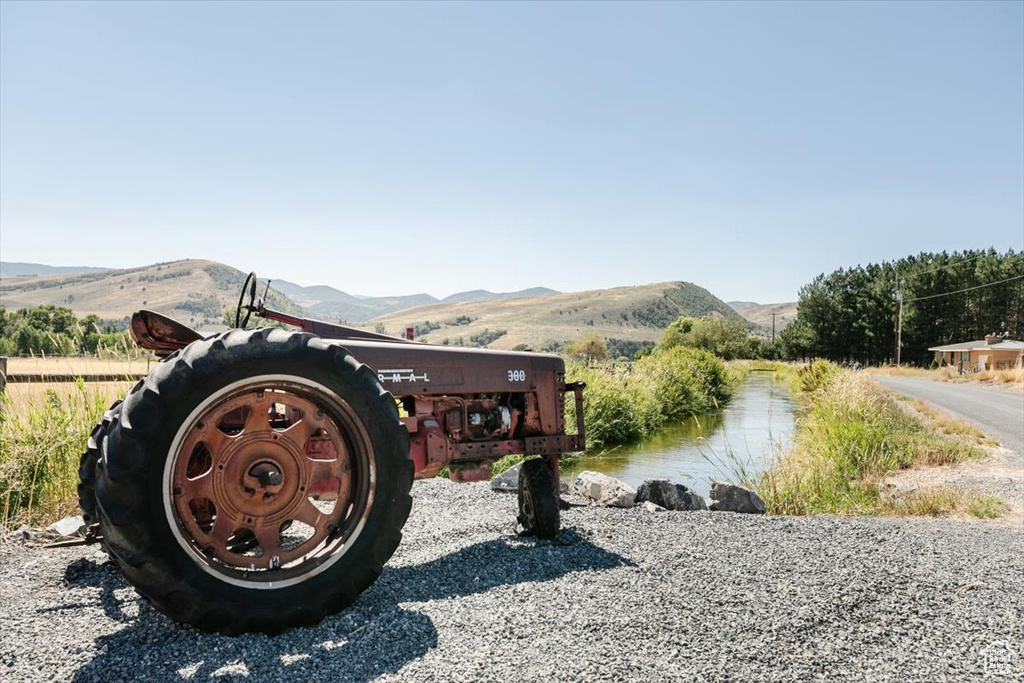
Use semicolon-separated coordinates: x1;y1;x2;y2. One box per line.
517;458;560;539
94;328;413;634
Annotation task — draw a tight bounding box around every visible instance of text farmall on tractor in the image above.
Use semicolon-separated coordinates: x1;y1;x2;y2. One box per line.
77;274;586;634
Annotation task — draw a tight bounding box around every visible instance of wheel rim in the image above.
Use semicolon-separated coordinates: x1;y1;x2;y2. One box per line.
163;376;375;588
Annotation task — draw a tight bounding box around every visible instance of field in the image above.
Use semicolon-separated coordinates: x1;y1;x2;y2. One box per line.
1;357;146;412
5;356;152;376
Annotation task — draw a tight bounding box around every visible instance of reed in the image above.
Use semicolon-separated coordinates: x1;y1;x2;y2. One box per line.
0;379;128;528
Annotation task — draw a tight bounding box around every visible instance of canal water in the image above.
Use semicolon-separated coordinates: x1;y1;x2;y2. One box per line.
560;372;798;498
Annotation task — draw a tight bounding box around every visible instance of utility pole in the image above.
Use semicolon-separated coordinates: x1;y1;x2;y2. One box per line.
894;277;903;366
771;313;777;359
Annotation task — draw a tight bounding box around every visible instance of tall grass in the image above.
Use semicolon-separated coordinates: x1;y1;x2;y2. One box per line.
757;365;992;517
0;380;123;528
566;347;734;451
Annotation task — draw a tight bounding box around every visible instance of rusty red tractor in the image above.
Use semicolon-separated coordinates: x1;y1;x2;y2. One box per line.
77;274;585;634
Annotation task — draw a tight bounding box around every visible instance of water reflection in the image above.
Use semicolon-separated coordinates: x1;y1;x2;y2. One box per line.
561;373;797;497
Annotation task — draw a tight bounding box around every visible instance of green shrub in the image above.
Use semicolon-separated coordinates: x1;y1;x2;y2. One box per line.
565;348;732;452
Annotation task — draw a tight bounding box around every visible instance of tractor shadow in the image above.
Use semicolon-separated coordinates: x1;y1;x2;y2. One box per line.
69;527;631;682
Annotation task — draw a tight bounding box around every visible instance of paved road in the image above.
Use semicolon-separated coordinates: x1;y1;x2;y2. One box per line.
873;376;1024;456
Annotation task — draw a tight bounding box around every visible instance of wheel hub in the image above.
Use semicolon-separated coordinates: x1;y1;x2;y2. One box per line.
214;434;305;522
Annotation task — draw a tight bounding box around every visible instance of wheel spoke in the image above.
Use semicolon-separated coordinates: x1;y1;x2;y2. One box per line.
293;501;325;529
242;396;272;433
200;427;234;458
209;510;235;547
178;470;214;501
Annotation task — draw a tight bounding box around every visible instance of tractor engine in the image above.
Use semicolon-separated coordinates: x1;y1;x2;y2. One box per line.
403;394;532;481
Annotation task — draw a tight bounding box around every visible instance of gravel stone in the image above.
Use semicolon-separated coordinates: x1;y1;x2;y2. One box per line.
1;478;1022;682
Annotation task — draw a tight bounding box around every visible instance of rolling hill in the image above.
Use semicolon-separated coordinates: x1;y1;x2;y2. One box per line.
369;281;746;352
0;260;303;328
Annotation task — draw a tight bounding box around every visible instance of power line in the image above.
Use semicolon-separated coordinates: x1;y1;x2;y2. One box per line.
903;274;1024;303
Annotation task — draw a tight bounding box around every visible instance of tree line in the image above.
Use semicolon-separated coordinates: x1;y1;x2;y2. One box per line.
780;249;1024;365
0;306;131;356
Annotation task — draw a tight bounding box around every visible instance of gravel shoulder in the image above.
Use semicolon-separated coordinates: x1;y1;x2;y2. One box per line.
3;479;1023;682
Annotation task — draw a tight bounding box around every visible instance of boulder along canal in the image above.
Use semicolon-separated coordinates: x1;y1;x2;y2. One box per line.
561;372;796;496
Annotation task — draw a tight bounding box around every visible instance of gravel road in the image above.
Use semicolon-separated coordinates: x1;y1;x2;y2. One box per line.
872;376;1024;457
2;479;1023;682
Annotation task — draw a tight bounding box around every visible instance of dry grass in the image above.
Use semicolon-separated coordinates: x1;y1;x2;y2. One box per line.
868;364;1023;390
879;487;1011;519
908;399;996;445
3;382;129;414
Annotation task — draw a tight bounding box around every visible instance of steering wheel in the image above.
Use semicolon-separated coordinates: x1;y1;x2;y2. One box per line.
235;272;258;329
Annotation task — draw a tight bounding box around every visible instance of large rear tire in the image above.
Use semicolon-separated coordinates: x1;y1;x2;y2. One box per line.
94;328;413;634
78;400;122;530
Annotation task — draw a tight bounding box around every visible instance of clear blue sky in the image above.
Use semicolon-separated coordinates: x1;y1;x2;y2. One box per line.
1;1;1022;302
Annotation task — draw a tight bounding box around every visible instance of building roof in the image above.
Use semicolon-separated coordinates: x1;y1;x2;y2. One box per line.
929;340;1024;352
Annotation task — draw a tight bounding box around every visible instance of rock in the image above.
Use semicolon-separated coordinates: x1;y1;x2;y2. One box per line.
641;501;667;513
636;479;708;511
708;482;766;514
46;515;85;539
573;471;636;508
490;462;523;492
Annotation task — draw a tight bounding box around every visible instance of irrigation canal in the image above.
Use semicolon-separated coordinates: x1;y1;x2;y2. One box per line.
560;373;798;497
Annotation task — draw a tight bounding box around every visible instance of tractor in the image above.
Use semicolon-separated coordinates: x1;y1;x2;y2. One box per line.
77;274;586;634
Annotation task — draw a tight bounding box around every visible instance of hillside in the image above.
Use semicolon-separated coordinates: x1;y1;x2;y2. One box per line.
369;281;745;352
0;260;303;328
727;301;798;332
1;259;757;352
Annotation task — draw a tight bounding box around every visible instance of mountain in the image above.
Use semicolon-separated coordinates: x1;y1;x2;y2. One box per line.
271;280;354;307
270;279;559;322
440;287;560;304
727;301;798;331
307;294;440;322
0;260;304;327
0;262;112;278
370;281;745;351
